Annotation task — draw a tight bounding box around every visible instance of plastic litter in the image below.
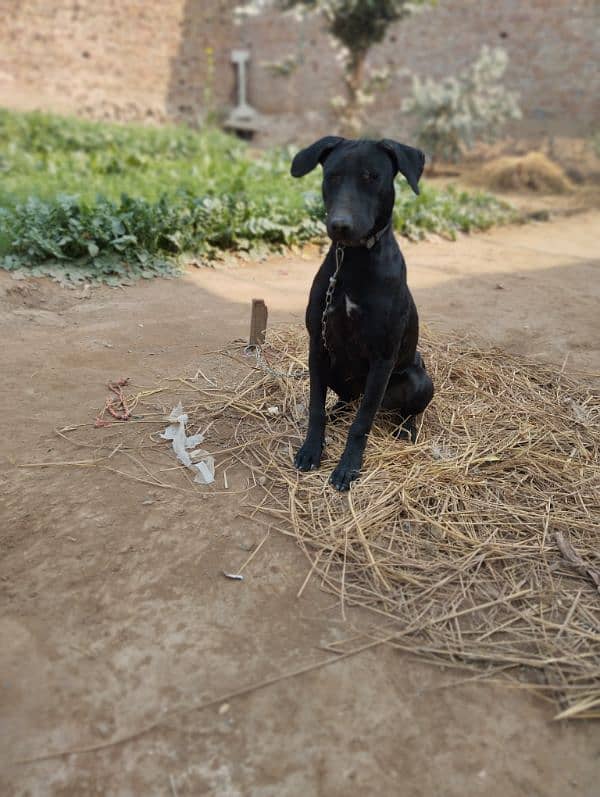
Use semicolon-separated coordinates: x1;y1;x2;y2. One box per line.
161;402;215;485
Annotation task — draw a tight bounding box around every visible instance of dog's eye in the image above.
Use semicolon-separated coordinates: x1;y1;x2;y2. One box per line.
362;171;379;182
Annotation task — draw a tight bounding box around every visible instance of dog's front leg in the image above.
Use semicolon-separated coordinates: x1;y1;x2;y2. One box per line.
295;340;328;471
329;358;394;491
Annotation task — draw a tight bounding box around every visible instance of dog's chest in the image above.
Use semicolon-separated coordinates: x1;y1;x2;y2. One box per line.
328;289;363;328
325;288;367;352
344;294;360;317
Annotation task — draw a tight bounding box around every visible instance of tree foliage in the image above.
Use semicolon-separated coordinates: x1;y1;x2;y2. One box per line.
281;1;420;63
278;0;430;134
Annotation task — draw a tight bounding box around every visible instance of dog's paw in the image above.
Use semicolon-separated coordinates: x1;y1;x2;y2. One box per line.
294;439;323;471
329;456;361;492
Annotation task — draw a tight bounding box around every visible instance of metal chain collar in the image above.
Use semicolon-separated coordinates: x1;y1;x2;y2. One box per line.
320;220;391;355
321;243;344;355
242;244;345;377
247;223;390;368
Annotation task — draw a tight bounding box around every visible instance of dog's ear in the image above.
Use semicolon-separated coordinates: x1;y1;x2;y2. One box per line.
291;136;345;178
378;139;425;195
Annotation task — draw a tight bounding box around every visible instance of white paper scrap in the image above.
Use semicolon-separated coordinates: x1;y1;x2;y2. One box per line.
192;452;215;485
161;403;214;485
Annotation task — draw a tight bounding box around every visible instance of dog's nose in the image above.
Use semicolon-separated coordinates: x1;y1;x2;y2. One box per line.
329;216;353;240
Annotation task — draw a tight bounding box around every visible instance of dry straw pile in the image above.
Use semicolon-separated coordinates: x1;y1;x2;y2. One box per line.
479;151;573;194
59;326;600;719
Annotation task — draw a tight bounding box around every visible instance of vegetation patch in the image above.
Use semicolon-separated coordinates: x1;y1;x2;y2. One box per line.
0;109;515;284
402;45;522;163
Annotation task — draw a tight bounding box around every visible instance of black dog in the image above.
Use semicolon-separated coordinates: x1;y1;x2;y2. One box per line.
291;136;434;491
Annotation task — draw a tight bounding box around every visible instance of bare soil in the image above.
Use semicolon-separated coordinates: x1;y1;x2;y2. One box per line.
1;212;599;796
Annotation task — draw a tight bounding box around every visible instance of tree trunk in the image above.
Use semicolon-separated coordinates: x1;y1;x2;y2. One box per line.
343;50;366;137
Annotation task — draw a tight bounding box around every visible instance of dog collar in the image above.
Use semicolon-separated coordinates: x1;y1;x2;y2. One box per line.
337;219;392;250
361;219;392;249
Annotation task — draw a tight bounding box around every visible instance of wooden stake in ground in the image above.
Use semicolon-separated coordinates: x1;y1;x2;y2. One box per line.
249;299;268;347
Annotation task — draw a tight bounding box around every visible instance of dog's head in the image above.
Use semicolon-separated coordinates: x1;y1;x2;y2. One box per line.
291;136;424;245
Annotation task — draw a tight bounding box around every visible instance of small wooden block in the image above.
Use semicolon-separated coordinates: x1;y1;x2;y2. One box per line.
249;298;268;346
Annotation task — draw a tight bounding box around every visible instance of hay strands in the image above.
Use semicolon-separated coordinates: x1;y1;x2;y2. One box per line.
29;325;600;719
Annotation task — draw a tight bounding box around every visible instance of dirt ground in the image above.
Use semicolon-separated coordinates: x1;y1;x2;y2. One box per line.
1;211;599;796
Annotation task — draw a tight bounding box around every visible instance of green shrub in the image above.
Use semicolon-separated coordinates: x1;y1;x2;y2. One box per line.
402;46;522;162
0;109;515;283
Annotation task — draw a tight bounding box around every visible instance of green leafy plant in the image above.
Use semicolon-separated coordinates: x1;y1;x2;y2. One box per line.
402;46;522;162
0;109;515;284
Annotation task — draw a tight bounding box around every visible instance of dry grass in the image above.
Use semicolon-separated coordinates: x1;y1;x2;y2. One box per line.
479;151;574;194
46;326;600;720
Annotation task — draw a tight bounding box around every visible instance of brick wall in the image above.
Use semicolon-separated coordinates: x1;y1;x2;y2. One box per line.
0;0;598;141
240;0;600;143
0;0;237;123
